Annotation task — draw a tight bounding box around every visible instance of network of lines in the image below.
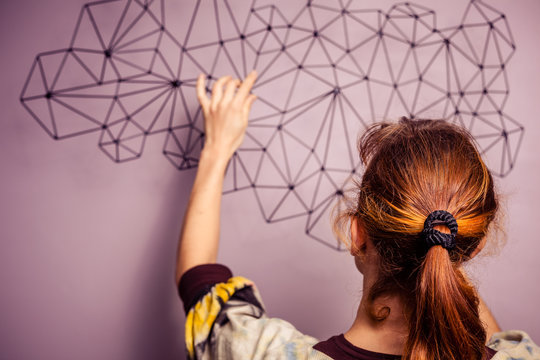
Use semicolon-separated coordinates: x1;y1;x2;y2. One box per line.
20;0;522;250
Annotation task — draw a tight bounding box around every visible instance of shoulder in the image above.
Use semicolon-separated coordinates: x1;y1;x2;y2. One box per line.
488;330;540;360
180;263;333;359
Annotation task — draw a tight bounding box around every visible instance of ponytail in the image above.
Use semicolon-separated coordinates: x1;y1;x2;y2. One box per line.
404;246;486;360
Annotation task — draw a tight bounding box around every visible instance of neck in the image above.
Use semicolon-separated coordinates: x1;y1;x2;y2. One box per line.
345;283;409;355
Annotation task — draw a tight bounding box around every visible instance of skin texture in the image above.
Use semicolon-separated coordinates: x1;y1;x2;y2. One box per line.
175;71;257;284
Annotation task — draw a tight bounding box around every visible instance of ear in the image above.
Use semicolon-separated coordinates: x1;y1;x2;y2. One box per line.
350;216;367;256
469;236;487;259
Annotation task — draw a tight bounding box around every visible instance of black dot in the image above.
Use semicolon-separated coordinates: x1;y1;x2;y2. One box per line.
181;47;187;52
458;24;464;30
154;48;159;53
333;87;340;94
483;88;488;94
393;83;398;89
53;135;58;140
281;45;286;51
251;183;256;188
287;24;292;28
67;47;73;52
250;8;255;13
113;96;118;100
447;92;451;98
410;42;416;48
97;81;102;85
104;49;112;58
320;166;325;171
502;130;508;138
147;70;152;74
219;40;224;46
345;48;350;53
113;139;119;144
488;22;493;29
331;63;336;68
308;210;313;214
501;63;505;69
336;189;343;196
277;124;282;130
45;92;52;99
311;148;315;153
432;28;439;33
101;124;107;129
459;91;464;97
455;109;460;115
262;147;266;152
288;184;294;190
298;64;303;69
418;75;423;81
444;38;450;46
472;112;478;117
497;110;503;115
351;169;356;174
478;64;484;70
313;31;319;37
144;131;149;135
207;74;213;79
171;80;182;88
413;14;419;19
160;25;165;31
168;127;173;132
501;14;506;19
341;9;348;15
143;4;148;10
267;25;272;31
377;30;384;37
363;75;369;81
117;78;124;83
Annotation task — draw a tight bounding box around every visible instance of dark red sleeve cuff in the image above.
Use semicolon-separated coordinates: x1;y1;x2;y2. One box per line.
178;263;233;313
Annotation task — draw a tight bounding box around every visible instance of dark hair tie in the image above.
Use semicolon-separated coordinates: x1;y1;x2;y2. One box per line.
422;210;458;250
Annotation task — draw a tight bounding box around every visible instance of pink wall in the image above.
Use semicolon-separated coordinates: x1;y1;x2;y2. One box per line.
1;0;539;359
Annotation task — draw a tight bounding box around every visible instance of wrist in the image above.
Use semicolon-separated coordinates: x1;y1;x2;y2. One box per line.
199;145;231;170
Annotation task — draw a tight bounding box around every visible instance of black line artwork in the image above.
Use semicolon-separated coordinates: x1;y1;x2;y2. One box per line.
21;0;522;250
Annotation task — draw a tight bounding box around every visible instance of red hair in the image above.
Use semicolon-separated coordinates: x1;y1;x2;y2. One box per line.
334;118;498;360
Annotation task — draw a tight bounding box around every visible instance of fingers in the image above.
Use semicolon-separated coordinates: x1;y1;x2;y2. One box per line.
235;70;258;105
221;78;241;105
196;73;210;112
243;93;257;115
210;75;232;110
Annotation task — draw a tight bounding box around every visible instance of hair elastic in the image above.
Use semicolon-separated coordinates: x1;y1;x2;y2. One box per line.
422;210;458;250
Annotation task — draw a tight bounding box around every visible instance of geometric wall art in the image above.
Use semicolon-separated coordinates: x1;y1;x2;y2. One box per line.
20;0;522;250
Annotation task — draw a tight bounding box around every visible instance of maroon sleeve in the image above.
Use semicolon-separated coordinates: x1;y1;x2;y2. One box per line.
178;264;233;313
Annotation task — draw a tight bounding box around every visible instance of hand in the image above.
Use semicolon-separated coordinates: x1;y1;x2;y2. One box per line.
196;71;258;161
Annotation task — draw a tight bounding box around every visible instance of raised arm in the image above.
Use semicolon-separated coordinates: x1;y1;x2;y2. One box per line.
175;71;257;285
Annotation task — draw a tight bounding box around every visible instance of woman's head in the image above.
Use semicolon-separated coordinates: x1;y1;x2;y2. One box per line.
334;117;499;360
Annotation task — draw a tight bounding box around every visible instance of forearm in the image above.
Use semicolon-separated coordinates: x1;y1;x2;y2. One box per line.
176;146;229;284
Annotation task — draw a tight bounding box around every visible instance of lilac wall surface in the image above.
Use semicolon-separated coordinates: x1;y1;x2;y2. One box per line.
1;1;539;359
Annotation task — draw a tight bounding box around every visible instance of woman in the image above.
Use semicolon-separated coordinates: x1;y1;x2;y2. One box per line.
175;72;539;359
